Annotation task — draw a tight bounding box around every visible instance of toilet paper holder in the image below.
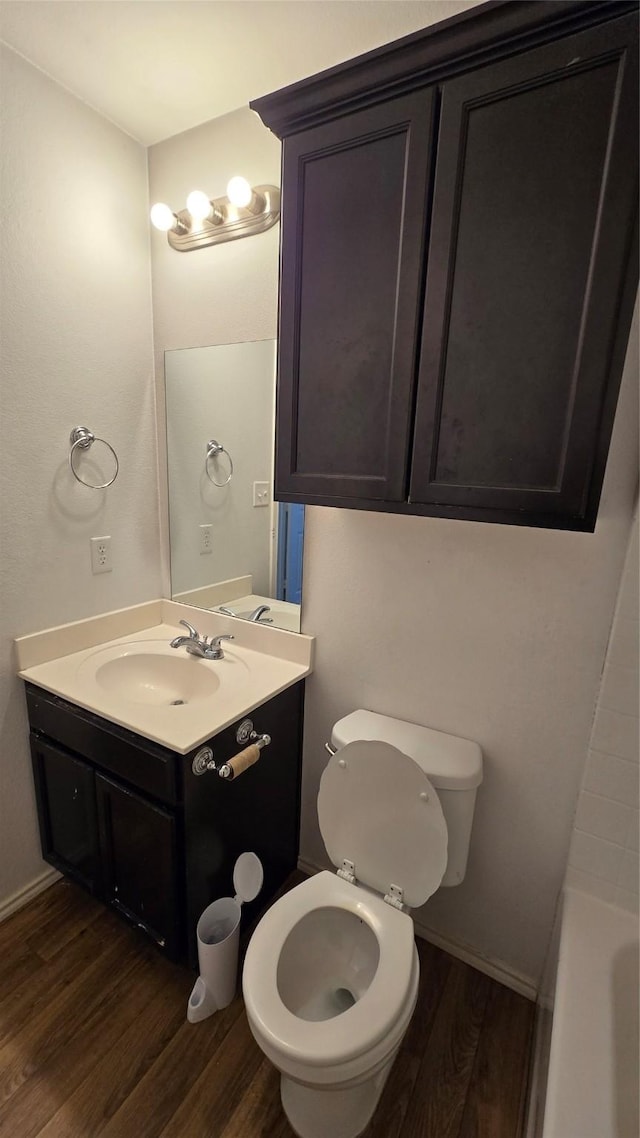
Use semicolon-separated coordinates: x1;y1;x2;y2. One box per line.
192;729;271;778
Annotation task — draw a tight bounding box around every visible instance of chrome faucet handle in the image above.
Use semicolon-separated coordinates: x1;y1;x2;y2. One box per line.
217;607;238;618
179;619;199;639
205;633;235;660
210;634;234;649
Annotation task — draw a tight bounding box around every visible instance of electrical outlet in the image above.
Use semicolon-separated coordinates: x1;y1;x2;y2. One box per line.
199;524;213;554
253;481;270;507
90;536;112;574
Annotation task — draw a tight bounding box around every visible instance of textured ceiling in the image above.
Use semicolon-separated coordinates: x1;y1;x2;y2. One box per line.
0;0;479;145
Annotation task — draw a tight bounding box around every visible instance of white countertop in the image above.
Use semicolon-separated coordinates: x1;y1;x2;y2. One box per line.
16;599;314;754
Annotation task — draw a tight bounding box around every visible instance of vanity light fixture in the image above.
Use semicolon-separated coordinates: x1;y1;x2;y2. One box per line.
186;190;224;225
149;202;188;235
226;176;266;215
150;175;280;252
226;176;254;208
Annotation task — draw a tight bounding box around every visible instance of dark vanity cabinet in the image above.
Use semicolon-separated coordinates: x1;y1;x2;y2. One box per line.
252;1;639;531
27;681;304;967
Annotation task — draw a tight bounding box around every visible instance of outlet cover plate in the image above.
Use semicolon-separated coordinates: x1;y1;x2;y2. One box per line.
253;482;270;507
199;524;213;554
90;536;112;574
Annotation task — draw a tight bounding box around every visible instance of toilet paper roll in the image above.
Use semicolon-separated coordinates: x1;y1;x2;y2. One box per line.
220;743;261;780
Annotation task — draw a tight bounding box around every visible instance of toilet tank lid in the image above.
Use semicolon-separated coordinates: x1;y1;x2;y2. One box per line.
331;711;482;791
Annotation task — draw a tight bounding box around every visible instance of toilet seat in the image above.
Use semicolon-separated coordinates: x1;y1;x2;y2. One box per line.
243;871;416;1070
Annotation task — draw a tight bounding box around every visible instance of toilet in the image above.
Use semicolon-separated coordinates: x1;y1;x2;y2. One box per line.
242;710;483;1138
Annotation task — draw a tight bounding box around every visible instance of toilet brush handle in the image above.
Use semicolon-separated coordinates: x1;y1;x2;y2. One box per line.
219;742;262;780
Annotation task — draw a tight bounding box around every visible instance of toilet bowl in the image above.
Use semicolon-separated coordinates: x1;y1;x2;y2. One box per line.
243;872;420;1138
243;712;482;1138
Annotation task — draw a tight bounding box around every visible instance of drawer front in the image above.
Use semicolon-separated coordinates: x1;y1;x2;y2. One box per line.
25;685;178;806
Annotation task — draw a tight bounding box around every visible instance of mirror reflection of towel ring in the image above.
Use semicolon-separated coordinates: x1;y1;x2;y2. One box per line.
205;439;234;487
69;426;119;489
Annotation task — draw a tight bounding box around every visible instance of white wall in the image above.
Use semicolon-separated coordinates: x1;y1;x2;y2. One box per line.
0;47;161;908
567;510;639;911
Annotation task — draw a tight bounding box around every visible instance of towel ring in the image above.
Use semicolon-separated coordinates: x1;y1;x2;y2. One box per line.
69;426;119;489
205;439;234;487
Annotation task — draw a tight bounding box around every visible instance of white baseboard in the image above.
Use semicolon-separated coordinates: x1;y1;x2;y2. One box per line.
297;856;537;1001
411;915;537;1000
0;867;61;924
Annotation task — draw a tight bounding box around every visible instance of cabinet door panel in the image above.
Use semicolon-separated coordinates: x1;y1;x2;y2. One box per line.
277;90;437;501
410;15;638;526
30;736;101;893
96;774;179;958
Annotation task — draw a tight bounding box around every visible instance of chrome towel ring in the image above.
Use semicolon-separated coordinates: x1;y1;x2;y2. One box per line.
69;426;119;489
205;439;234;487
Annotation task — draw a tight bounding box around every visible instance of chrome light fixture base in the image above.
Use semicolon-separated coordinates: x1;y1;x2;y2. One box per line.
167;185;280;252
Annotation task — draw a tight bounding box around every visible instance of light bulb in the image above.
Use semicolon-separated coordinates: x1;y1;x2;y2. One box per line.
186;190;213;222
150;202;177;232
226;176;253;208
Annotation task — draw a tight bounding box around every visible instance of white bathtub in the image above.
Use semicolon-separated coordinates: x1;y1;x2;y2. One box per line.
541;888;639;1138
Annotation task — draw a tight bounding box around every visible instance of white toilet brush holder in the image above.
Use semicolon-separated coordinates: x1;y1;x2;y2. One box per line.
187;851;263;1024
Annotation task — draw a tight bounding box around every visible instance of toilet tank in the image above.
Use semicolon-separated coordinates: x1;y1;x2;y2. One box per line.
331;710;482;887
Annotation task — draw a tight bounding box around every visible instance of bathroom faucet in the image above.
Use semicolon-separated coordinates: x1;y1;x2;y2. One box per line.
218;605;273;623
170;620;234;660
247;605;272;622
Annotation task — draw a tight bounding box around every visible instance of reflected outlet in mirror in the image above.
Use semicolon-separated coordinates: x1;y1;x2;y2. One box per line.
164;340;303;632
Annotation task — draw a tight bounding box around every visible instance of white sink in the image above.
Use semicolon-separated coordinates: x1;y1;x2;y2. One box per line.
76;640;248;708
91;651;219;706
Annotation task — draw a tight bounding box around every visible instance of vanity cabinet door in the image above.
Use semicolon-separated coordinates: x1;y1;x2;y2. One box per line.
275;89;437;503
30;736;101;894
95;773;180;960
409;14;638;529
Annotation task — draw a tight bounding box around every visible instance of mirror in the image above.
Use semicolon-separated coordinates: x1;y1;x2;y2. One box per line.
165;340;303;632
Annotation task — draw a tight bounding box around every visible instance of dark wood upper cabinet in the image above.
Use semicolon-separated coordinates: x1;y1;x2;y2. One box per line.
252;1;638;531
410;16;638;524
277;90;437;501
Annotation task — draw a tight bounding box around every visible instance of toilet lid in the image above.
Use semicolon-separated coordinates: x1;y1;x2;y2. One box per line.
317;740;448;908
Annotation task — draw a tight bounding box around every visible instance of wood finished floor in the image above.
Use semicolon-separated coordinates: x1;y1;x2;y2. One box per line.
0;880;534;1138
